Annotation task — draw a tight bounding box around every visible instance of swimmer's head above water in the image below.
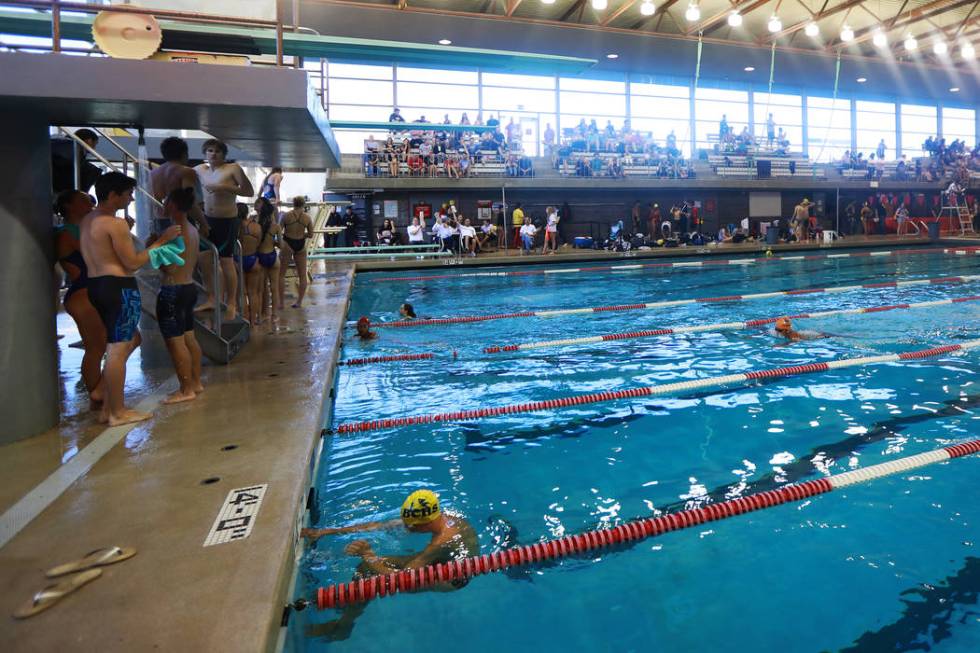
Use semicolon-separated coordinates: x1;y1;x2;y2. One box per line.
355;316;377;340
775;317;793;333
401;489;442;532
400;303;416;320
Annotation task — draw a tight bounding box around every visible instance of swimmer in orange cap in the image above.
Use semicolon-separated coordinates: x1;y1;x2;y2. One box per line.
355;316;377;340
301;490;477;640
773;317;825;343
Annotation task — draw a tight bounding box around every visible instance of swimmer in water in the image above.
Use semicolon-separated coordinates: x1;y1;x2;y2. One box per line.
399;303;416;320
301;490;478;640
355;316;377;340
773;317;825;342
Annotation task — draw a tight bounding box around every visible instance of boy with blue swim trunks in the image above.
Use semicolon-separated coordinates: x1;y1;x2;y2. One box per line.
155;187;204;405
80;172;182;426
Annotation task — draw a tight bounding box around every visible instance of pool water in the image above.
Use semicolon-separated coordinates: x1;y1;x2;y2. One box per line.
289;247;980;653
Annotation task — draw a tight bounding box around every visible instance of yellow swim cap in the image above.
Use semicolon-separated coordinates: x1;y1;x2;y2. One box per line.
401;490;441;526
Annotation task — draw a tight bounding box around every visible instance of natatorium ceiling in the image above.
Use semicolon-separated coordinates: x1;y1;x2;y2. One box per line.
304;0;980;65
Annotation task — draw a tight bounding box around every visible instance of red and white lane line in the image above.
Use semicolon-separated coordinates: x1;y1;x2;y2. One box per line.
339;353;434;366
334;340;980;434
368;247;955;284
484;295;980;354
944;246;980;256
315;438;980;608
369;274;980;329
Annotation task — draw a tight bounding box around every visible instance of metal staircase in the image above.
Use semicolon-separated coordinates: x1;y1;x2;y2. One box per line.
59;127;250;363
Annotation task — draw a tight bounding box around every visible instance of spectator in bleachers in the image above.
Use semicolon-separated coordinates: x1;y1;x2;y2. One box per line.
607;157;624;178
407;216;426;248
460;112;471;125
719;115;730;140
876;139;886;160
388;107;404;123
766;114;776;147
590;152;603;176
544;123;555;156
505;154;519;177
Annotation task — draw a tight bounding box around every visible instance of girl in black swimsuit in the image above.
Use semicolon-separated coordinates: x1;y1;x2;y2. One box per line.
54;190;106;408
278;196;313;309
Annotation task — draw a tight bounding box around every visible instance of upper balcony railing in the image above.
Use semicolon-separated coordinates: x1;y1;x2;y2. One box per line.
2;0;291;65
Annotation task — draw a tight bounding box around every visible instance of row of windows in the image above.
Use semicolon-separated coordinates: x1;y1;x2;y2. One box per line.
317;63;976;161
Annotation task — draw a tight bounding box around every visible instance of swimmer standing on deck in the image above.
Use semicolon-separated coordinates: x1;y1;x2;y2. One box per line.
301;490;478;640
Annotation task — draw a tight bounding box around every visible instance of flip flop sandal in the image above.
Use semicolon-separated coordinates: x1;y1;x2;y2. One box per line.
13;568;102;619
45;546;137;578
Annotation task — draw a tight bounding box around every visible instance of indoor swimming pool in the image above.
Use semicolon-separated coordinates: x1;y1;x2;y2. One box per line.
289;246;980;652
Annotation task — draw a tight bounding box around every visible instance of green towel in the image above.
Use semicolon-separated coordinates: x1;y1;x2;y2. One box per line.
148;236;186;269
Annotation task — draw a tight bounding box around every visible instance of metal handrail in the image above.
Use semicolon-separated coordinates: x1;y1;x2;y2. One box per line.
5;0;287;65
58;125;224;334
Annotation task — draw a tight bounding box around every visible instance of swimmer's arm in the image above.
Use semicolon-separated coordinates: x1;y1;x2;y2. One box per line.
109;221;180;271
400;539;455;570
300;518;402;540
231;164;255;197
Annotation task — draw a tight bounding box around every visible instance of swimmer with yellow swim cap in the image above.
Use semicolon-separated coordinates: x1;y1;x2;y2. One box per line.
301;489;478;640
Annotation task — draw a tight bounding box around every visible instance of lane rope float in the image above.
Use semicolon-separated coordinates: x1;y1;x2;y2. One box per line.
314;439;980;609
335;339;980;434
339;353;434;366
369;247;959;284
483;294;980;353
363;274;980;329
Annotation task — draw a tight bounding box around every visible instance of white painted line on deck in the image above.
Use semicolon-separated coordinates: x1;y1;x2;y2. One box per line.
203;484;268;547
0;387;170;550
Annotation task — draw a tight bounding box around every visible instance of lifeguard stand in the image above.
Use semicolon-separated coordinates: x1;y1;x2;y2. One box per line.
940;187;976;235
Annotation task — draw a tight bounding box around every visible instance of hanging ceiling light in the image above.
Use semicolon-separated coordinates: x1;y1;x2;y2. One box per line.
540;0;556;4
804;23;819;37
904;35;918;51
767;15;782;33
685;3;700;21
840;25;854;42
961;42;976;59
872;30;887;48
640;1;656;16
933;40;948;55
727;12;742;27
592;0;608;10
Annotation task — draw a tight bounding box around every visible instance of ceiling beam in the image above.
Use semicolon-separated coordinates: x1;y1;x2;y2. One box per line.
766;0;864;41
689;0;768;35
601;0;640;27
506;0;524;18
629;0;681;30
560;0;588;22
703;0;772;35
846;0;976;46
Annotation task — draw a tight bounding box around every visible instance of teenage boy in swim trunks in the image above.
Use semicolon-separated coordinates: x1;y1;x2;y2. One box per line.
301;489;478;640
194;138;253;321
155;187;204;404
80;172;182;425
150;136;206;235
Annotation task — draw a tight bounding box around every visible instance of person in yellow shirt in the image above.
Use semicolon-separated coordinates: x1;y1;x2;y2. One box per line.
511;203;525;248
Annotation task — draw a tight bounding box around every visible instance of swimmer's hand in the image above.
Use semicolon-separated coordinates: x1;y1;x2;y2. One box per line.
344;540;375;558
156;224;182;245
